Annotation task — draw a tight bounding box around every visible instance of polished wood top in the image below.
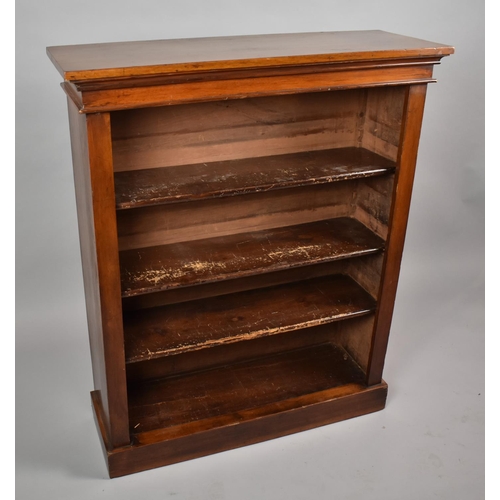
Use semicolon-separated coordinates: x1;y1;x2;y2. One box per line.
47;30;454;82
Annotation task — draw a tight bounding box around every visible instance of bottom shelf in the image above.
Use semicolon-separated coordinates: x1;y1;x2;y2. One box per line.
92;343;388;477
128;343;366;435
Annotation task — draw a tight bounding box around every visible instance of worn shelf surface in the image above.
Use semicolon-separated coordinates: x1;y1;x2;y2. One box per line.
114;147;395;209
124;274;376;363
128;343;366;440
119;217;384;297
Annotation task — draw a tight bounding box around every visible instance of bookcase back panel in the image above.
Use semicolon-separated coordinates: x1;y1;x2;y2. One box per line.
110;86;406;173
111;91;365;172
116;181;355;250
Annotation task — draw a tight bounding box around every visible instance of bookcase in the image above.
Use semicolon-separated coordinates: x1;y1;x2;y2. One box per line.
47;30;453;477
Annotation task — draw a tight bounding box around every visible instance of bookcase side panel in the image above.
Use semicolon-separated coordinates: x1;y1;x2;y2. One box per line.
67;101;130;447
367;84;428;385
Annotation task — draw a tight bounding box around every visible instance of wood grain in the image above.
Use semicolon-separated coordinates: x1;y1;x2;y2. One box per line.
367;84;428;385
121;260;351;312
85;113;130;447
337;314;375;372
125;322;341;383
79;65;436;112
114;147;395;209
116;180;356;251
100;381;387;477
119;217;385;297
47;30;453;82
123;274;376;362
48;30;453;477
111;91;363;172
67;103;130;448
361;86;406;161
127;343;366;434
353;174;395;239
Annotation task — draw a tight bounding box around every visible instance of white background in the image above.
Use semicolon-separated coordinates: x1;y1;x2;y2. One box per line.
16;1;484;498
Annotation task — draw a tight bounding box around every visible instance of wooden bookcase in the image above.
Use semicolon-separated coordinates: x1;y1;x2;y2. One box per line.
47;31;453;477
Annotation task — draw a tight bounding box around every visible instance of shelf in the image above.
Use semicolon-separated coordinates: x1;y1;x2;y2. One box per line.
124;274;376;363
120;217;384;297
114;147;395;209
128;343;367;439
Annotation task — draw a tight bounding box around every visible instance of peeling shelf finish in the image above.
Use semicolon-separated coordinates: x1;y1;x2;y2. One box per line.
119;217;385;297
114;147;396;209
124;274;376;362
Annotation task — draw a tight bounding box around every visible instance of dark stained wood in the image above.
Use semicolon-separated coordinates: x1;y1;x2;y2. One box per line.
126;322;342;383
346;253;384;299
127;344;366;434
361;86;406;161
67;101;109;433
79;66;436;113
111;91;365;172
48;30;453;477
353;174;395;239
47;30;453;83
119;217;385;297
116;181;356;251
121;260;351;312
98;381;387;477
367;84;428;386
85;113;131;446
67;103;130;447
91;390;112;456
336;314;375;372
68;58;440;94
124;274;376;363
115;147;395;209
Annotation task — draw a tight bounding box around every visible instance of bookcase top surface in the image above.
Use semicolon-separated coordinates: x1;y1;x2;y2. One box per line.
47;30;454;82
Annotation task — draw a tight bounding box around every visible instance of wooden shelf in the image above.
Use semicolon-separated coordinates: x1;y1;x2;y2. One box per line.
124;274;376;363
114;147;395;209
120;217;384;297
128;343;366;440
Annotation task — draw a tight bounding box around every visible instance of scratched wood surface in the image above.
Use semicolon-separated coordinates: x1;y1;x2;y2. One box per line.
116;181;356;251
124;274;375;362
47;29;454;477
114;147;395;209
127;343;366;434
119;217;384;297
125;322;341;383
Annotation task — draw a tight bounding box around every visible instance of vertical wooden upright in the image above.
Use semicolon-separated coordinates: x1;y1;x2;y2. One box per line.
48;31;453;477
367;84;428;386
67;102;130;448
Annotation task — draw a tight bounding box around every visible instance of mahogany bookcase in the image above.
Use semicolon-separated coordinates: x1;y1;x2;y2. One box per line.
47;30;453;477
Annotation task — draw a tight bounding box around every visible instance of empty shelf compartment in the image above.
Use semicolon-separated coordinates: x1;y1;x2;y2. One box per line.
128;343;367;442
114;147;395;209
124;274;376;362
120;217;384;297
